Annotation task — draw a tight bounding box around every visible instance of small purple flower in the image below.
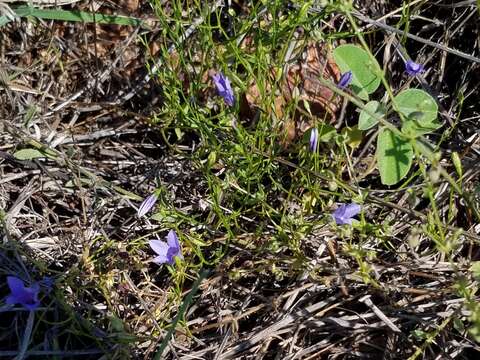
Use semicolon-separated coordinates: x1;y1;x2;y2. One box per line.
137;193;158;217
5;276;40;310
332;203;361;225
337;71;353;89
212;72;235;107
309;128;318;152
149;230;183;265
405;60;424;76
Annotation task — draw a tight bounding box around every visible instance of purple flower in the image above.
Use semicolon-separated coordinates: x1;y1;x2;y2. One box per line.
212;72;235;107
337;71;353;89
5;276;40;310
309;128;318;152
149;230;183;265
332;203;361;225
405;60;424;76
137;193;158;217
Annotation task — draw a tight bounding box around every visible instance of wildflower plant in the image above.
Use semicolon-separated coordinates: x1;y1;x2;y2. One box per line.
149;230;183;266
332;203;362;225
332;44;440;185
5;276;41;310
405;60;424;76
212;72;235;107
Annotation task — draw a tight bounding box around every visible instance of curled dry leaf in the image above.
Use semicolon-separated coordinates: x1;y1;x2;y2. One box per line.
120;0;140;13
244;42;342;146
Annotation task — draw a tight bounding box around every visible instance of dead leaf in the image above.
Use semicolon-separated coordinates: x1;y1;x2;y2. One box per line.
120;0;139;13
244;42;342;147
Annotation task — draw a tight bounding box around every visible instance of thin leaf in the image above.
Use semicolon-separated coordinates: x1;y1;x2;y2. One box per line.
10;6;147;27
153;269;210;359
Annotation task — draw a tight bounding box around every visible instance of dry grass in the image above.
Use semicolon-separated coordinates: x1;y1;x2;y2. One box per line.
1;0;480;359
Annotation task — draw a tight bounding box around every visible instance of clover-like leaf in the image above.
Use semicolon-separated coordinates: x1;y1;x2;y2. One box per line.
395;89;440;137
358;100;386;130
317;123;337;142
376;128;413;185
333;44;382;100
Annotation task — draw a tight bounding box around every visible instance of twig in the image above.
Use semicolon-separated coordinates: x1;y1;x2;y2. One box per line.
350;10;480;64
359;295;402;333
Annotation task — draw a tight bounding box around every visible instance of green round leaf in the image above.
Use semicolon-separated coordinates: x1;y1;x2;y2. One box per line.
376;128;413;185
14;148;45;160
317;123;337;142
358;100;385;130
341;125;363;149
333;44;382;100
395;89;440;136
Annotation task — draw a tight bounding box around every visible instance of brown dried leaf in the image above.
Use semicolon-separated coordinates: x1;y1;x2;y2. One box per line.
119;0;139;13
244;42;342;147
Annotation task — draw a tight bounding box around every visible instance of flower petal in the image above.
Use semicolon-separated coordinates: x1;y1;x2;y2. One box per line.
336;217;353;225
337;71;353;89
332;203;361;225
342;203;361;219
333;204;347;220
5;294;18;305
7;276;26;295
212;72;235;107
405;60;424;76
6;277;41;310
137;194;158;217
167;230;179;249
152;254;169;264
149;240;169;257
212;74;225;92
309;128;318;152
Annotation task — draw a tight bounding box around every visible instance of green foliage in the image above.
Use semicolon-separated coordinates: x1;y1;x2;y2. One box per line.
333;44;382;100
14;148;45;160
0;5;145;28
358;100;385;130
471;261;480;282
376;128;413;186
341;126;363;149
395;89;440;137
333;45;440;185
316;123;337;143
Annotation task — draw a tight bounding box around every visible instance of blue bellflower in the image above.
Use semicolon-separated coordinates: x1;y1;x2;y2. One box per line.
212;72;235;107
309;128;318;152
332;203;361;225
337;71;353;89
137;193;158;217
405;60;424;76
149;230;183;265
5;276;40;310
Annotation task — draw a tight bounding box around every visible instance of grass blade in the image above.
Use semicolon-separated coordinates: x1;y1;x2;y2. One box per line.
1;6;146;28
